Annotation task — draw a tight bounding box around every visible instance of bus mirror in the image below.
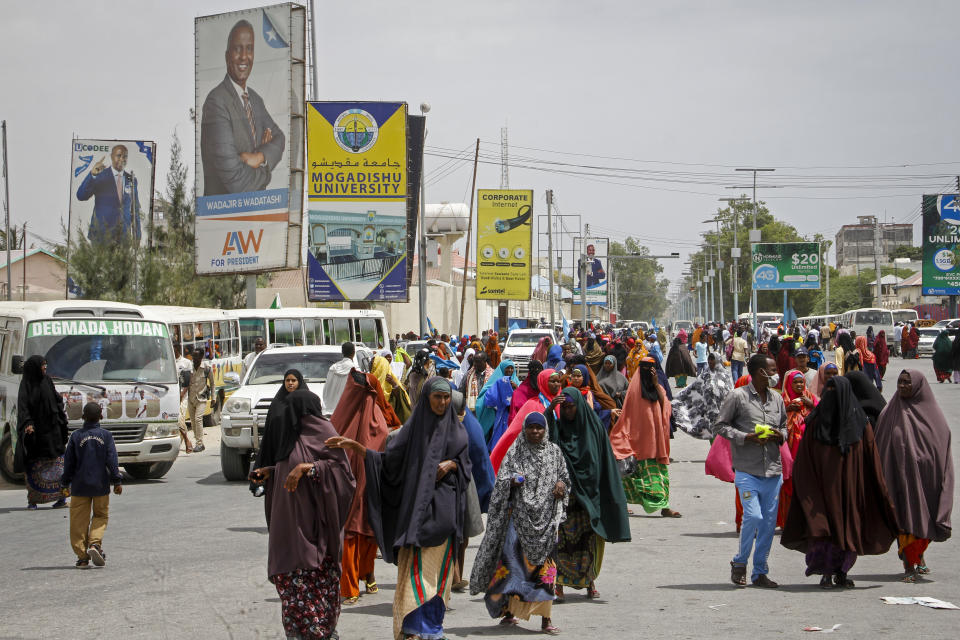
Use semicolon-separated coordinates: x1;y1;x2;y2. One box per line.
11;355;24;375
224;372;241;386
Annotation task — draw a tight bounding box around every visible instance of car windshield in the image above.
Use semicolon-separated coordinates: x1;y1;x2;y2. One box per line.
25;319;176;383
246;352;342;385
507;333;552;347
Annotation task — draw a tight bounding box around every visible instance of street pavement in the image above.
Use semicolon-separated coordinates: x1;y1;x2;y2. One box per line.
1;356;958;639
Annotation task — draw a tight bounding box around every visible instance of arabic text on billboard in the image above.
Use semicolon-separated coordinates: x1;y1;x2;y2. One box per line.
68;139;156;247
921;194;960;295
751;242;821;290
476;190;533;300
194;3;305;275
306;101;409;301
573;237;609;305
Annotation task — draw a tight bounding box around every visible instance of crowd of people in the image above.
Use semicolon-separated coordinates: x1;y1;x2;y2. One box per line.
12;317;954;639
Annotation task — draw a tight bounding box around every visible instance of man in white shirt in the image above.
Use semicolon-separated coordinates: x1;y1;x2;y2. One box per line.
243;337;266;375
322;342;356;416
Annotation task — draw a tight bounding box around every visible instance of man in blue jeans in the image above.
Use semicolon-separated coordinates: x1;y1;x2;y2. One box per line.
713;353;787;588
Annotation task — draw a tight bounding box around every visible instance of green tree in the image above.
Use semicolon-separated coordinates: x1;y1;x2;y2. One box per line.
609;239;671;322
889;245;922;261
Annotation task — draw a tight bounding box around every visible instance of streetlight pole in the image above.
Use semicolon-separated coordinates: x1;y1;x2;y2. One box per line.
735;168;775;336
719;197;747;322
417;103;431;336
703;216;725;323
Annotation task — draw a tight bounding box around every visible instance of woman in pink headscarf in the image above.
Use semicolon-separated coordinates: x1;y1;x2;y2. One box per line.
530;335;553;365
778;369;818;526
490;369;562;472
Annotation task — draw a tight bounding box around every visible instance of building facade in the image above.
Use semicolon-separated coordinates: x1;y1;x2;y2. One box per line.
834;215;913;276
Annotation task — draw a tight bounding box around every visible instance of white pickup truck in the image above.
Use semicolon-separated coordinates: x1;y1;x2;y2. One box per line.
501;328;555;377
219;345;350;481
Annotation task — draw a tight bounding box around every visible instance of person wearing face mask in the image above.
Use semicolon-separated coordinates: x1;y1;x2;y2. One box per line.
713;354;787;588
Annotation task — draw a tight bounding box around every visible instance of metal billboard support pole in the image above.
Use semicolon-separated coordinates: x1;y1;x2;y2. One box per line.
546;189;556;338
457;139;479;338
580;224;589;330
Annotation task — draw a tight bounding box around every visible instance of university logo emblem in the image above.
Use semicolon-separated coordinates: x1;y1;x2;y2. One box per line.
333;109;379;153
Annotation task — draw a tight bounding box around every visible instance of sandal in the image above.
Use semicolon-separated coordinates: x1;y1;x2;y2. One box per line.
365;580;379;594
554;585;565;603
342;596;360;606
730;562;747;586
586;584;600;599
833;573;854;588
902;570;918;584
542;619;561;635
500;615;519;626
819;575;835;589
661;508;682;518
916;564;930;575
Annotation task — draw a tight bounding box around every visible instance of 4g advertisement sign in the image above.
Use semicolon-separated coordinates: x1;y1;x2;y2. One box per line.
476;190;533;300
751;242;821;290
921;194;960;295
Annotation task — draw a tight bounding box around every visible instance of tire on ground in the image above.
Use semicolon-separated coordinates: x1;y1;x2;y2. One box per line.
220;440;250;481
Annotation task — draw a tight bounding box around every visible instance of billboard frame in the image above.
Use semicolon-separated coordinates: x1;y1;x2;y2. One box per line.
751;241;822;291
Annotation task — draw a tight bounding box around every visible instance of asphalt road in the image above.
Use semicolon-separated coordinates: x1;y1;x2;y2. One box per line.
0;356;957;639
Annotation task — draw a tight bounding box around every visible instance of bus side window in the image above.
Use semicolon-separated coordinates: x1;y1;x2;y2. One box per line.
332;318;350;344
322;319;333;344
375;320;385;349
358;318;377;348
303;319;318;345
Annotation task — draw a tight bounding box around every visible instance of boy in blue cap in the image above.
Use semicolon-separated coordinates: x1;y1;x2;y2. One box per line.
62;402;123;568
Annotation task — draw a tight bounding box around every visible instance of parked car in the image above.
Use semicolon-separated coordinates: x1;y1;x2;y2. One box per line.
219;345;346;481
932;318;960;336
917;328;940;356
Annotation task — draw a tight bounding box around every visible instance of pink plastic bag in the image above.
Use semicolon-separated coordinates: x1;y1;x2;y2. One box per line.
705;435;793;483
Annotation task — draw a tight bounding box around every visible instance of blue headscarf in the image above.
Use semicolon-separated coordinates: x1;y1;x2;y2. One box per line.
475;360;520;438
523;411;547;428
545;345;565;370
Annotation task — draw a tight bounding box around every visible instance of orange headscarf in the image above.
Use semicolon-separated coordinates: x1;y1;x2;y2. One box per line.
485;332;502;368
609;360;672;464
855;335;876;364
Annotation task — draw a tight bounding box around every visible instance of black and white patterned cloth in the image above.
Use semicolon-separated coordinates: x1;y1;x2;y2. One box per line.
672;366;734;440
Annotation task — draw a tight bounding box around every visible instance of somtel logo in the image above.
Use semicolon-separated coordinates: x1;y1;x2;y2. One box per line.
222;230;264;256
480;286;506;295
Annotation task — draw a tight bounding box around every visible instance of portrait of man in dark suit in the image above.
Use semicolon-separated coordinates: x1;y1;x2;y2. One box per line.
200;19;286;196
578;243;606;289
75;144;142;243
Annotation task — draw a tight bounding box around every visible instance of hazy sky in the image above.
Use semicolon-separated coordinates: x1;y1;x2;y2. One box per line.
2;0;959;294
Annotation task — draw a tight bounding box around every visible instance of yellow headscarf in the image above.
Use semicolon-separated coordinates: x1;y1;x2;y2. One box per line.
372;355;409;403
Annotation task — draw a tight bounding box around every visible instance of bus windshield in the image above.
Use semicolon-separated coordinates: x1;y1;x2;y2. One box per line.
25;319;176;383
892;310;918;324
246;352;342;385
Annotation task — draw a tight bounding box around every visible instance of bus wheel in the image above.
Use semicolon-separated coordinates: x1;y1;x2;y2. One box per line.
123;461;175;480
220;441;250;481
0;432;24;484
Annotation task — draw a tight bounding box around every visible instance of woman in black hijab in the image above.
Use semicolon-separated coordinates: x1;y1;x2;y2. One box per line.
16;355;69;509
251;369;307;496
844;370;886;424
327;376;472;640
781;376;898;589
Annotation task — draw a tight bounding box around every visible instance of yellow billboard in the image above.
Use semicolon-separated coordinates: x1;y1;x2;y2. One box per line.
306;102;409;301
476;189;533;300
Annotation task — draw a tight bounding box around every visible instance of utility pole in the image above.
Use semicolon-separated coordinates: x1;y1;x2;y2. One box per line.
825;244;831;315
546;189;556;338
2;120;10;301
580;223;589;329
736;168;775;335
457;139;480;338
719;197;744;320
708;246;716;323
873;215;883;308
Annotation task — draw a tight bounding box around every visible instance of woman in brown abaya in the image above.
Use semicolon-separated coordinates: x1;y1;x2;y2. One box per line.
780;376;898;589
251;388;357;639
874;370;954;582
